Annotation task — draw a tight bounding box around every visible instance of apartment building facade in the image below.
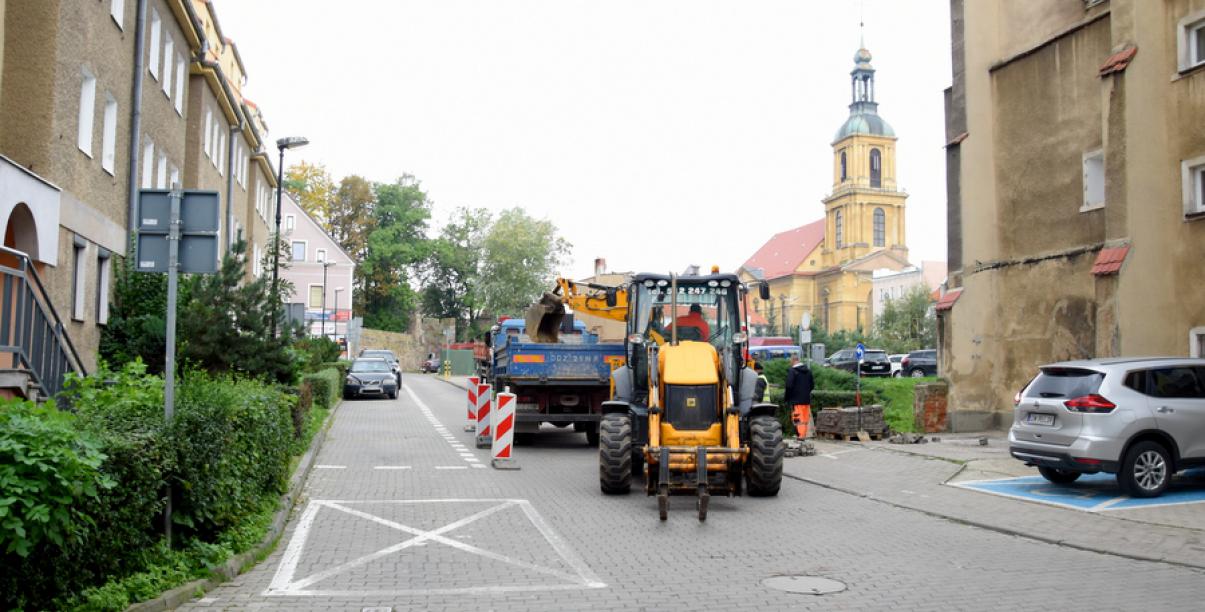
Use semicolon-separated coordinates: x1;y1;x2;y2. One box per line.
0;0;283;398
279;193;355;347
940;0;1205;428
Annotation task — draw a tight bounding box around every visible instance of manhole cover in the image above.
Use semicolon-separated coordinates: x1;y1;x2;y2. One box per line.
762;575;847;595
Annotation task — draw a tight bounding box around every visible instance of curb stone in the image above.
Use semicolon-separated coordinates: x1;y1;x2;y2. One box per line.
126;399;343;612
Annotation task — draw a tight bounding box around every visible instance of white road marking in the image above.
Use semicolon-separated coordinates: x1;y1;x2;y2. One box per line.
404;383;486;467
470;464;487;469
265;499;607;597
435;465;469;470
315;465;346;469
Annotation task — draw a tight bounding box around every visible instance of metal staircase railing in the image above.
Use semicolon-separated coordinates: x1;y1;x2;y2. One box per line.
0;245;86;399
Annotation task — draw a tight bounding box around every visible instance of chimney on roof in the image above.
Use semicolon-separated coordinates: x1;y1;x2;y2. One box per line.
594;258;606;276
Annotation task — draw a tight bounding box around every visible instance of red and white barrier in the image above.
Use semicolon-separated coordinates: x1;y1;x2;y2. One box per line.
464;376;480;431
491;392;519;469
475;383;492;448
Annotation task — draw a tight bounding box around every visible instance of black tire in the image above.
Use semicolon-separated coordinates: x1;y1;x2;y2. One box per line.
910;368;925;378
1118;440;1172;498
746;416;784;496
1038;466;1081;485
585;422;600;447
599;413;633;494
389;390;398;400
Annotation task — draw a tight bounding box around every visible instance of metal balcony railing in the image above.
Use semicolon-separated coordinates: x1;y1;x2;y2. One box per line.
0;245;86;399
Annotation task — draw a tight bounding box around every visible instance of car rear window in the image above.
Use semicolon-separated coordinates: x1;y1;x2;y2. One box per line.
1025;368;1104;399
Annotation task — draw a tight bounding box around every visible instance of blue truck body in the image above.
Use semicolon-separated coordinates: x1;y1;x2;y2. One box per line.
482;318;624;436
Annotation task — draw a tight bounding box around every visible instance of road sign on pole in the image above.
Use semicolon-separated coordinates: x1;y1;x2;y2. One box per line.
135;187;219;547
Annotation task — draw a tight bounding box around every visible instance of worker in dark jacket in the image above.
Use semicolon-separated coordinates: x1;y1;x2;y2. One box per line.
783;356;814;437
753;362;769;403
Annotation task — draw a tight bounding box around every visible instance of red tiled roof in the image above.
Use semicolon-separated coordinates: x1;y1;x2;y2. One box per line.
1091;245;1130;276
934;288;963;312
1099;46;1138;77
742;219;826;280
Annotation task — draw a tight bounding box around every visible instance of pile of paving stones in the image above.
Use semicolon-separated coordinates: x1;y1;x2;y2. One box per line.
785;439;816;457
815;405;887;438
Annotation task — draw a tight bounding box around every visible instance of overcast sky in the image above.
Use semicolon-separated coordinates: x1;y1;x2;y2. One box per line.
218;0;951;279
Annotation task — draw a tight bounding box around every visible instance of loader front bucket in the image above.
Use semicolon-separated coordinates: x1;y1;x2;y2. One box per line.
524;292;565;343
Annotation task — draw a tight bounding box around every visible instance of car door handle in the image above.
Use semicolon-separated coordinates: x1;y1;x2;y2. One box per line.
1157;406;1174;414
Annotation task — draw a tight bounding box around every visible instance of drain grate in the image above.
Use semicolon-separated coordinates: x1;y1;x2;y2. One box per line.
762;575;847;595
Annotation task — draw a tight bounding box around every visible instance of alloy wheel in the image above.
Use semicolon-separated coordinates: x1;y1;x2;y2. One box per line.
1134;450;1167;491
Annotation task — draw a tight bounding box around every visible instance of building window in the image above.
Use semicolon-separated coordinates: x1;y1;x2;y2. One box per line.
78;68;96;156
1183;155;1205;218
870;149;882;188
1191;327;1205;358
315;248;327;263
96;250;111;324
1082;150;1105;210
101;94;118;174
203;108;212;158
162;37;174;97
291;241;306;261
110;0;124;29
253;244;263;277
72;240;87;321
141;138;154;189
217;131;226;175
1178;12;1205;72
835;210;844;248
148;8;161;80
155;152;167;189
873;208;885;247
309;285;324;309
285;215;296;232
840;151;847;182
174;54;185;114
169;164;179;190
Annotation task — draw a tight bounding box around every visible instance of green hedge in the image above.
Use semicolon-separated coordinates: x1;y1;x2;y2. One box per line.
316;360;351;379
1;361;310;611
301;367;341;411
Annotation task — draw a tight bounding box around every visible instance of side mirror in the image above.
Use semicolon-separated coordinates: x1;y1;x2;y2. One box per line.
758;282;771;301
605;288;618;308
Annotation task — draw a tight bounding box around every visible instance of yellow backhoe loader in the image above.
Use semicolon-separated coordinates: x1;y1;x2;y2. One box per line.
528;271;783;520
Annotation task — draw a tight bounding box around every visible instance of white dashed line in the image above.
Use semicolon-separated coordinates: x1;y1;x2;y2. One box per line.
435;466;469;470
405;384;486;468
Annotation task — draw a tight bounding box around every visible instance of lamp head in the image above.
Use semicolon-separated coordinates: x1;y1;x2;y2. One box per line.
276;136;309;150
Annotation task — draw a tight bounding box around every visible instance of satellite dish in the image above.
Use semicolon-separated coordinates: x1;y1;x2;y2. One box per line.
801;312;812;331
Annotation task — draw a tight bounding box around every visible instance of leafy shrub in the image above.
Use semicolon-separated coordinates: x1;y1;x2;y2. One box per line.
810;390;882;409
301;368;342;411
294;382;314;439
294;337;342;371
170;375;293;540
317;360;351;379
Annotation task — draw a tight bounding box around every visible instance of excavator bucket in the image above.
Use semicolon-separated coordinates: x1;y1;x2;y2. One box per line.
524;292;565;343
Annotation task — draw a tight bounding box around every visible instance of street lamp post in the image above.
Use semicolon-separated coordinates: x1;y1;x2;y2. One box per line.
321;259;333;339
333;287;344;343
269;136;309;339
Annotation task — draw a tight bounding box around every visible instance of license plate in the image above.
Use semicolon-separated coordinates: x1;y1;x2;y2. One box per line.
1027;413;1054;426
363;385;380;392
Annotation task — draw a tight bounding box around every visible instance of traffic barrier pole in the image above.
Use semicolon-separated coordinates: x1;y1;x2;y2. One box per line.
491;392;519;469
464;376;480;432
475;383;492;448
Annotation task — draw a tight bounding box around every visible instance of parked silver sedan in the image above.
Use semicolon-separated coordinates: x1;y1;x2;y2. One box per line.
1009;357;1205;497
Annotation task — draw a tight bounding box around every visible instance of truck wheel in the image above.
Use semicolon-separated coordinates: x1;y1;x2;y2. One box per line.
746;416;784;496
585;422;600;447
599;413;633;494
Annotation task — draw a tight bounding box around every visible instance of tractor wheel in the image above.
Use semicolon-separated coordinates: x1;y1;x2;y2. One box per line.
747;416;784;496
599;413;633;494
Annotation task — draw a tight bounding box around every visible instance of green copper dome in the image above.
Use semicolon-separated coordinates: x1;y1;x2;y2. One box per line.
834;44;894;142
835;111;895;141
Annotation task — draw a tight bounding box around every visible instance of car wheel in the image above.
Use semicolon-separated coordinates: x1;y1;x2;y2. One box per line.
910;368;925;378
1038;466;1081;485
1118;441;1172;498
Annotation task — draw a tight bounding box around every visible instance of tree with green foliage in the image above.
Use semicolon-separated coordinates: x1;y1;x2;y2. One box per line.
421;207;492;339
359;175;433;332
477;207;571;317
874;285;937;353
329;174;375;263
101;241;191;374
178;241;299;383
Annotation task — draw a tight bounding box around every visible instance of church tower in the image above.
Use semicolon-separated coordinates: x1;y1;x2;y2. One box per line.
822;44;908;267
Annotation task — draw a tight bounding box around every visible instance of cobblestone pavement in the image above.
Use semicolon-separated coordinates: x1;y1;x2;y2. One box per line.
183;375;1205;611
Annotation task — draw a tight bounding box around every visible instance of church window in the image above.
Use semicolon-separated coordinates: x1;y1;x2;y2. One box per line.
873;208;885;247
840;151;848;182
870;149;882;188
835;211;844;248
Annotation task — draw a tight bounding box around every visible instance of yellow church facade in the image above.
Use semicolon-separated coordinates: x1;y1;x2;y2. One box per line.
742;46;910;335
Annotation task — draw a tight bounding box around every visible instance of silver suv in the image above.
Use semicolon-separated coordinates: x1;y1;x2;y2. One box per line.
1009;358;1205;498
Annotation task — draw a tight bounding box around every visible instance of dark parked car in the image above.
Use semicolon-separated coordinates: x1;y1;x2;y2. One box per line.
344;358;399;400
901;349;938;378
828;348;893;377
421;352;442;373
359;348;402;385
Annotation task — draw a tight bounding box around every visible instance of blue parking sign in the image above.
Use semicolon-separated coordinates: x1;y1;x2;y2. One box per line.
855;343;865;361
